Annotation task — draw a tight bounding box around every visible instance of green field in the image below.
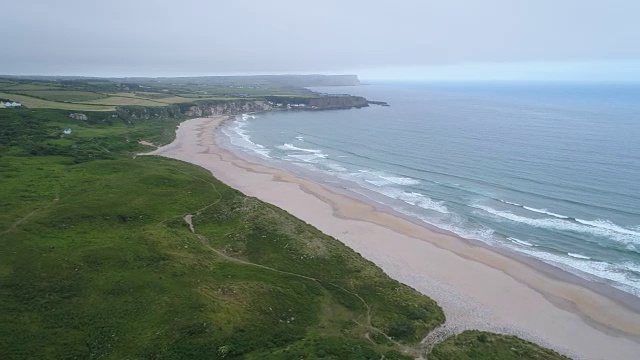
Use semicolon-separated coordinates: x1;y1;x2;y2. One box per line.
0;76;328;112
12;90;108;102
83;95;169;106
1;83;60;91
0;80;17;89
0;86;251;111
0;92;115;111
0;103;571;359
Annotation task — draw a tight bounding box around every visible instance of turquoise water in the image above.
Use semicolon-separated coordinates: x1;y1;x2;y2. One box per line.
219;82;640;296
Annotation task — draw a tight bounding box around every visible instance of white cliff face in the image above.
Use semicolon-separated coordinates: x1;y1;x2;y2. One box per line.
115;95;370;120
116;100;273;120
184;101;273;117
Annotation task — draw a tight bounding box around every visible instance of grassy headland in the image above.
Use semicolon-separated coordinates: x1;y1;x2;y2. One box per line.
429;331;571;360
0;77;572;359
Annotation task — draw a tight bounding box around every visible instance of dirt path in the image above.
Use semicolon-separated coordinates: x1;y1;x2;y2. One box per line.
181;198;416;356
138;140;157;148
1;209;39;235
1;195;59;235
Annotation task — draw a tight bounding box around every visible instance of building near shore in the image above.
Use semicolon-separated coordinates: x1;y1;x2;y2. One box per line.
2;101;22;107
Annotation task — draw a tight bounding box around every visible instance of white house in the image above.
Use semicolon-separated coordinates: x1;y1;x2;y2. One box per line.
2;102;22;107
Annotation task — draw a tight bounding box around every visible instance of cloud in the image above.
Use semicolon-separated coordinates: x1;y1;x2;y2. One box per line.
2;0;639;77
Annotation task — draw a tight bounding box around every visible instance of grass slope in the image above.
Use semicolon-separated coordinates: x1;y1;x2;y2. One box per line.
429;331;571;360
0;108;441;359
0;107;571;360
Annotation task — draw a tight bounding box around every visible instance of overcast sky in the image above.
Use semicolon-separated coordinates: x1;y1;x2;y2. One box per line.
2;0;640;80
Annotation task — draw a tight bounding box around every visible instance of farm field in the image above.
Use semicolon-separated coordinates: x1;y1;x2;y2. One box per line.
0;92;115;111
9;90;108;102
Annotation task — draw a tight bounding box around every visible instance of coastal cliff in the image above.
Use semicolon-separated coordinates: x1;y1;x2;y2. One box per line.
116;100;271;120
115;95;369;120
264;95;369;110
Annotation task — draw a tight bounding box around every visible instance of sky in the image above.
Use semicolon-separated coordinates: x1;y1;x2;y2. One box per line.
2;0;640;81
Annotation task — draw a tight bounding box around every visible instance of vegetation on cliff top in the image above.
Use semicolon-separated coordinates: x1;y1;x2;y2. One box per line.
0;75;361;112
430;331;571;360
0;105;571;359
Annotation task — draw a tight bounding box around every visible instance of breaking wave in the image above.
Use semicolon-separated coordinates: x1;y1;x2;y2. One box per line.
473;205;640;245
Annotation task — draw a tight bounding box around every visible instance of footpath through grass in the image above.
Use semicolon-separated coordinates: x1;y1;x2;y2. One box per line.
0;107;570;359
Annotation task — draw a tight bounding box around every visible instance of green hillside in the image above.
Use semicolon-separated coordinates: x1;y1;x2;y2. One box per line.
0;106;571;359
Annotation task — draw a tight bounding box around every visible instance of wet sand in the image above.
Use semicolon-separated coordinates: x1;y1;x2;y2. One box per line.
147;116;640;360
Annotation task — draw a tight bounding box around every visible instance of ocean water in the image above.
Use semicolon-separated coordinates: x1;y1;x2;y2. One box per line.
219;82;640;297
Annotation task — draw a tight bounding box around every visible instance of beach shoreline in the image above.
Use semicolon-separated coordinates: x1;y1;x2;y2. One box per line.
147;115;640;360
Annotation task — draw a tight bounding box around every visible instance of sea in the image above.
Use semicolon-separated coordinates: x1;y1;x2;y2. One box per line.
219;81;640;297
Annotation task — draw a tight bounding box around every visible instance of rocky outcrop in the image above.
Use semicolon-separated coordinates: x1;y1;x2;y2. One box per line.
306;95;368;109
183;101;272;117
264;95;369;110
69;113;88;121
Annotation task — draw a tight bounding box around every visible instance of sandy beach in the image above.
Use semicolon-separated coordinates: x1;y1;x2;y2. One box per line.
147;116;640;360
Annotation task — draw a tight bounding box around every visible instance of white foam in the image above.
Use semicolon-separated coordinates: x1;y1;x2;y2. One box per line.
380;176;421;186
499;199;570;219
356;170;420;186
395;203;640;296
222;115;271;158
473;205;640;245
365;179;392;187
621;261;640;276
523;206;570;219
278;143;324;154
568;253;592;260
287;154;325;162
374;188;449;214
282;153;346;173
407;209;496;244
508;237;534;247
322;162;348;172
506;245;640;297
576;218;640;237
